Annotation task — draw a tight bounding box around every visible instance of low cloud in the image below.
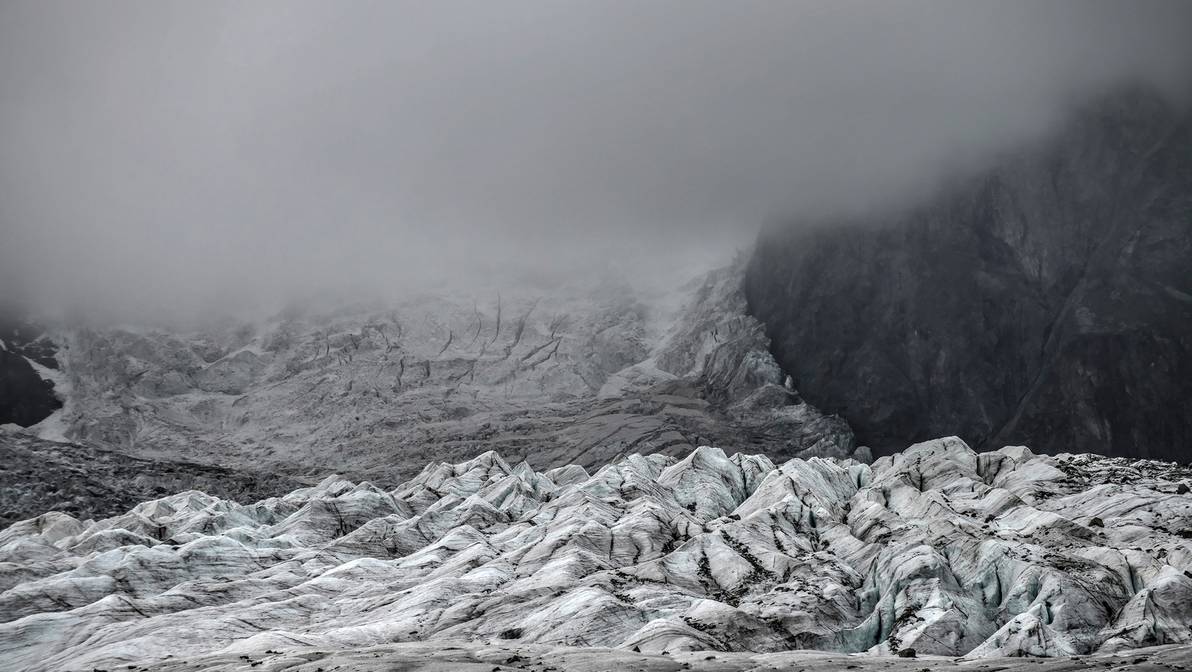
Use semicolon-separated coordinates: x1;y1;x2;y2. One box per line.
2;0;1190;321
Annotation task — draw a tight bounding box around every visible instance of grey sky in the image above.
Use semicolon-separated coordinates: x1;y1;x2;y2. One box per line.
2;1;1190;320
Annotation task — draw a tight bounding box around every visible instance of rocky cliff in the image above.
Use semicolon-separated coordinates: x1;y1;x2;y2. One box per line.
0;317;61;428
745;86;1192;459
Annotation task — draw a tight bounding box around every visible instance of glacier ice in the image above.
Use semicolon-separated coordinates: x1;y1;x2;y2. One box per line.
2;437;1191;670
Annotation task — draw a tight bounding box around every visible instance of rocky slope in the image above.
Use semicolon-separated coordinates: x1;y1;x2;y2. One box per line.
3;438;1191;671
12;264;855;489
745;85;1192;459
0;432;304;528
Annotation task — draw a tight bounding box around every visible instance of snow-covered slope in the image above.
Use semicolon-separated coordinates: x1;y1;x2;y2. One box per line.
3;438;1191;671
28;264;856;487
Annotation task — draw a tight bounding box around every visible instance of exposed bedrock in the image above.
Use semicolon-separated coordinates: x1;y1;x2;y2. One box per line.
0;316;60;428
745;86;1192;459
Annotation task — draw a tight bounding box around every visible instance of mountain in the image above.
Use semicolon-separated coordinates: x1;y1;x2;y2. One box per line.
0;264;857;519
744;86;1192;459
3;438;1191;671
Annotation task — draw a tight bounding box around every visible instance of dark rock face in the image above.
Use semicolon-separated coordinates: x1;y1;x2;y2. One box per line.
744;87;1192;460
0;317;61;427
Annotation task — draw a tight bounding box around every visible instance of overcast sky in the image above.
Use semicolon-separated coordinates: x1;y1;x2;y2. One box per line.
2;0;1191;321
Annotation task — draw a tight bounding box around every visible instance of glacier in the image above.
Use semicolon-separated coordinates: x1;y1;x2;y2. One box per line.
11;265;855;507
3;437;1191;670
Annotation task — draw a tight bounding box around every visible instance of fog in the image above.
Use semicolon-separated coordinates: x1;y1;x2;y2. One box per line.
2;0;1191;322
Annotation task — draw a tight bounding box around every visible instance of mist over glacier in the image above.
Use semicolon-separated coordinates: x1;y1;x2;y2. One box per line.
4;4;1192;670
2;0;1192;322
